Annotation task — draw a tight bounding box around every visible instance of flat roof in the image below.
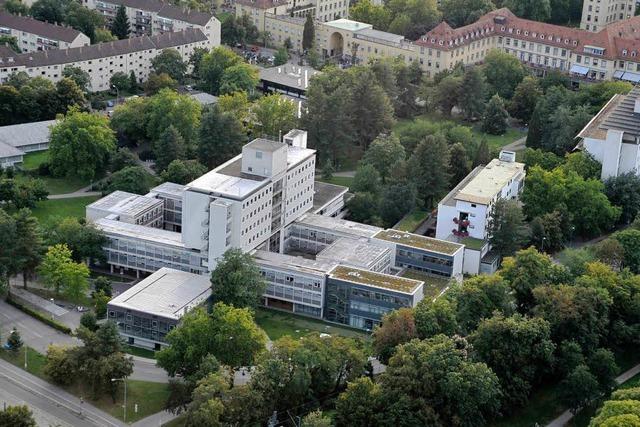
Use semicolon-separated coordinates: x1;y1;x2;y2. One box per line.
374;229;463;255
329;265;422;294
312;181;348;213
93;217;186;247
253;250;336;275
246;138;286;153
294;213;382;239
317;237;390;269
108;267;211;320
355;27;405;44
323;18;372;32
88;191;162;216
148;182;186;198
259;65;321;90
455;158;525;205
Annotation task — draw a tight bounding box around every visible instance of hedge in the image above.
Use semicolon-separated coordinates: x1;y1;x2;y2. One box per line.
6;296;73;335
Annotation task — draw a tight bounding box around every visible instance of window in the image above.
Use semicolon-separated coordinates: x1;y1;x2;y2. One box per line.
255;151;263;159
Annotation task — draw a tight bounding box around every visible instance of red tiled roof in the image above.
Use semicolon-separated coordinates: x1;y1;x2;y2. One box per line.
415;8;640;61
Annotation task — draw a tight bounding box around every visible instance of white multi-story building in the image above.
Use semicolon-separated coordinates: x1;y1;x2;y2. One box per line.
581;0;635;32
436;151;525;275
0;27;217;92
182;129;316;269
0;12;90;53
577;85;640;180
87;191;164;228
84;0;220;44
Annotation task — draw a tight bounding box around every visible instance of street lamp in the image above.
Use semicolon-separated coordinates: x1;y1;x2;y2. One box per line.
111;377;127;422
541;236;547;252
111;84;119;106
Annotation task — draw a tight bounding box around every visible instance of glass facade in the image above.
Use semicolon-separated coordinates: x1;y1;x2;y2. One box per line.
107;307;176;345
259;266;324;318
395;245;454;277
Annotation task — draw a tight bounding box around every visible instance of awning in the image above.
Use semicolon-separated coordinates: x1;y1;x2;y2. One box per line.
613;70;625;79
570;64;590;75
621;71;640;83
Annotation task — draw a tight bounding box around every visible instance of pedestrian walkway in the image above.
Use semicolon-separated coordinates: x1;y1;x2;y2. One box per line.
546;362;640;427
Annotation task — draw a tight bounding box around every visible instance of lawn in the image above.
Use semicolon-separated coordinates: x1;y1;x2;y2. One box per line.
20;151;93;194
30;196;99;226
316;176;354;188
491;382;565;427
254;308;368;340
394;209;429;233
0;347;170;423
399;269;452;299
122;344;156;359
21;151;49;171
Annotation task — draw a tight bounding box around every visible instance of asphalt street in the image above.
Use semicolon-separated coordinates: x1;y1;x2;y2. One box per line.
0;358;125;427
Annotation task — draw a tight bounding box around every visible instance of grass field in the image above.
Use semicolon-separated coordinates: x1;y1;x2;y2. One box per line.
316;176;354;188
20;151;94;194
22;151;49;171
122;344;156;359
30;196;100;226
0;347;170;423
254;308;368;340
394;210;429;233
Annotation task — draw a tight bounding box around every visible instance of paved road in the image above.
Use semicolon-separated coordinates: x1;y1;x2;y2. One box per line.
0;299;168;383
47;183;101;200
0;358;125;427
546;362;640;427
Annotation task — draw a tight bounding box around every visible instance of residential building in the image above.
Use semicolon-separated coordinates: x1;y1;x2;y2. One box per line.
0;12;90;53
0;27;217;91
84;0;220;44
436;151;525;275
107;267;211;349
237;0;348;34
577;85;640;179
0;119;55;167
324;265;424;330
581;0;635;32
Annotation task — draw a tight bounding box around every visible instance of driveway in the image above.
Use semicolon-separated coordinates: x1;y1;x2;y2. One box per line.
0;299;168;383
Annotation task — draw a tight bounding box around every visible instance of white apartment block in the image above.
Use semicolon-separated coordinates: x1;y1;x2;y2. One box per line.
436;151;525;275
0;12;90;53
581;0;635;32
87;190;164;228
577;86;640;180
0;27;217;92
84;0;220;45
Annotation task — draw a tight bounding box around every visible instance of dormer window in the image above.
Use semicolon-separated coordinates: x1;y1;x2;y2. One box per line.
532;32;537;37
540;34;545;39
501;26;505;31
623;49;628;56
524;31;529;36
516;29;521;34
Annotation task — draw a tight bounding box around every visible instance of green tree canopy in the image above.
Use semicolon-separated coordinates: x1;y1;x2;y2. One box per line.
198;106;247;169
210;248;266;309
482;49;526;99
151;49;188;82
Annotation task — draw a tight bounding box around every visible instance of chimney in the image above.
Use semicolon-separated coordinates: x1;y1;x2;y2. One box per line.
304;69;308;87
277;67;281;73
297;77;301;86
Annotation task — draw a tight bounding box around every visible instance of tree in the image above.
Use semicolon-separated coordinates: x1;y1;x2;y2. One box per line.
30;0;65;23
302;13;315;50
0;405;36;427
160;159;207;185
49;109;116;180
151;49;187;82
93;289;110;318
62;66;90;92
7;327;23;352
0;208;17;283
55;77;86;112
473;137;491;166
488;198;529;256
37;244;75;295
154;125;186;172
252;94;297;138
0;35;20;54
144;72;178;95
441;0;495;27
108;166;152;194
210;249;266;309
3;0;30;16
381;335;502;425
414;297;458;338
588;348;618;394
449;142;471;186
347;191;380;224
198;47;242;95
111;4;130;39
363;133;405;183
321;159;334;181
335;377;382;427
94;28;117;43
509;76;542;122
128;70;138;91
146;89;201;145
613;229;640;273
110;147;138;172
110;71;130;92
482;94;509;135
482;49;526;99
351;164;382;195
561;152;601;180
560;364;600;413
44;345;77;385
12;208;44;289
48;217;106;263
197;106;246;169
408;134;451;207
378;182;417;226
80;311;99;332
372;308;417;363
592;239;625;271
471;313;555;406
65;2;104;43
460;66;487;120
504;0;551;21
216;91;250;126
605;173;640;224
157;304;266;374
274;47;288;66
431;74;462;116
219;63;259;95
301;410;332;427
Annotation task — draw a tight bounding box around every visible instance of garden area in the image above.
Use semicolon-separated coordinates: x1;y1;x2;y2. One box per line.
30;196;100;227
20;151;93;195
254;308;368;340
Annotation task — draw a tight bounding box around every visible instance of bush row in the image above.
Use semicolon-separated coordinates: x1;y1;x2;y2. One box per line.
5;296;73;335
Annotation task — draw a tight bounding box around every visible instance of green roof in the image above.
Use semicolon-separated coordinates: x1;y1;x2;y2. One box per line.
460;237;487;251
329;265;422;294
374;229;463;255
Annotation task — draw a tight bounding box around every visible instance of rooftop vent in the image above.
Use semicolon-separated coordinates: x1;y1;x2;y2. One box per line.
634;98;640;114
499;150;516;163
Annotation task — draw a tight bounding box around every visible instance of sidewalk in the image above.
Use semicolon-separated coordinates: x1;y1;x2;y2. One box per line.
546;362;640;427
